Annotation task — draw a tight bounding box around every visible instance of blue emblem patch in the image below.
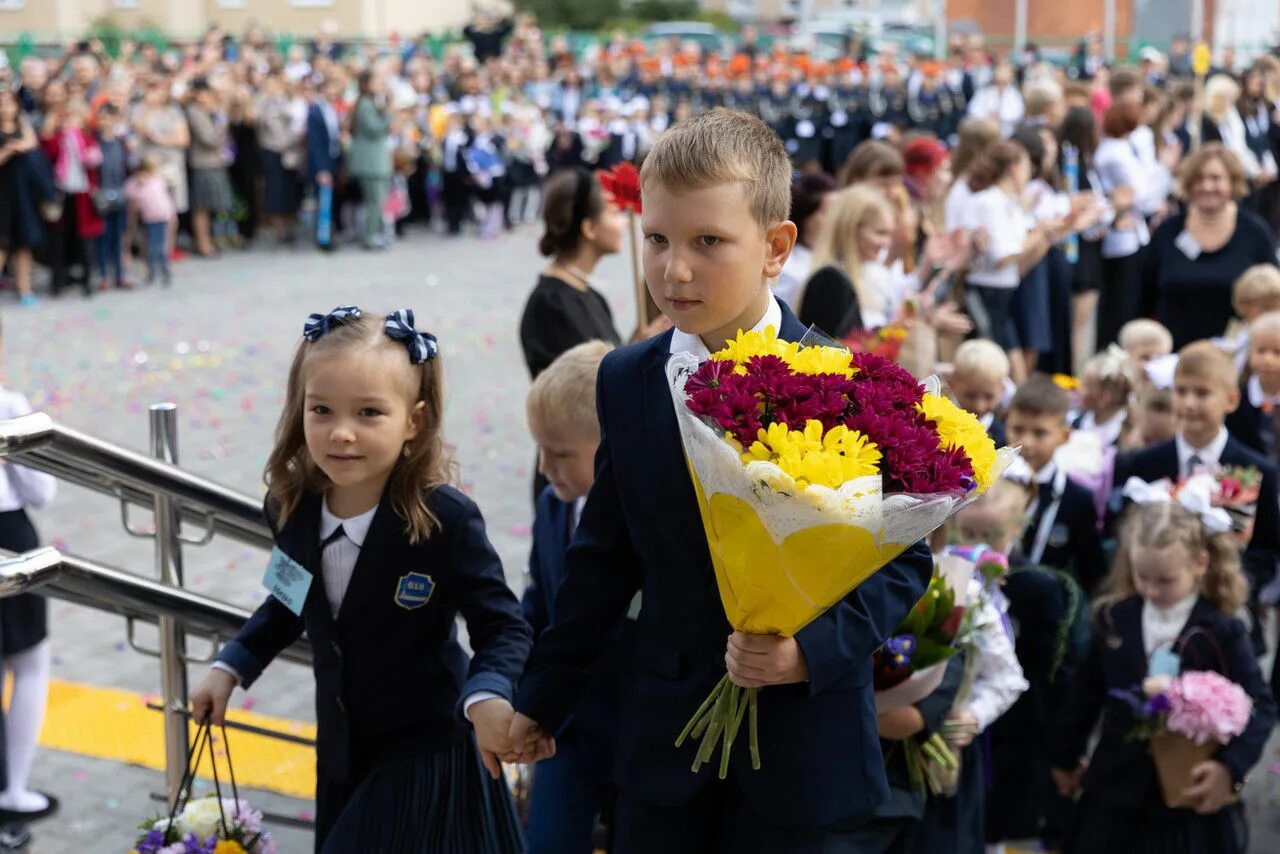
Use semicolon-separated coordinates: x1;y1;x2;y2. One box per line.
395;572;434;610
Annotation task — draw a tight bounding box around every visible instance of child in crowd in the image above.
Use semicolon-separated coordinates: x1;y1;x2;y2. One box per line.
951;339;1012;446
511;108;933;852
1226;310;1280;461
1228;264;1280;369
521;341;628;854
1117;318;1173;380
124;155;175;286
1051;500;1276;853
1074;346;1134;448
1007;376;1108;595
1125;387;1177;451
0;319;60;846
191;307;533;852
92;103;131;291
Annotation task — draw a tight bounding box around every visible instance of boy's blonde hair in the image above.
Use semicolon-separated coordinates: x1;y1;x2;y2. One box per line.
1174;340;1238;392
1118;318;1173;355
265;310;453;544
1250;310;1280;338
953;339;1011;382
527;340;612;439
639;107;792;231
1232;264;1280;316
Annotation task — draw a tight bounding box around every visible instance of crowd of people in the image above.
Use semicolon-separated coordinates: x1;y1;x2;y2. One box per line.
3;9;1280;854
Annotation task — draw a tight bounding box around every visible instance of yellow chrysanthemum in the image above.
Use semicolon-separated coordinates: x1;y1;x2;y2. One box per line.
212;842;247;854
710;326;856;378
918;393;999;492
740;420;880;488
1052;373;1080;391
787;344;856;378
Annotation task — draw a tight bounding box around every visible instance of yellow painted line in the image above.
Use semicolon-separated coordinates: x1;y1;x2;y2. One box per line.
20;678;316;799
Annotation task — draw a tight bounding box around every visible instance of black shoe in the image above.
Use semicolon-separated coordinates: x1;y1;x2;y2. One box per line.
0;794;59;823
0;823;30;849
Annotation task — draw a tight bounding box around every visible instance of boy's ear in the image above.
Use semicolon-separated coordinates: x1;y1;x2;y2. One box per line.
1225;385;1241;415
762;219;798;280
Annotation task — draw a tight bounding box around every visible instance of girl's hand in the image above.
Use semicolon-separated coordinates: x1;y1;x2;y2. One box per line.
1182;760;1234;814
928;301;974;337
1051;760;1087;798
469;697;518;779
725;631;808;688
191;668;238;726
876;706;925;740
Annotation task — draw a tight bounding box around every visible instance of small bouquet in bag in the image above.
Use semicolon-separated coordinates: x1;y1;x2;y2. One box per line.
1110;670;1253;808
130;723;276;854
872;555;974;794
668;326;1018;778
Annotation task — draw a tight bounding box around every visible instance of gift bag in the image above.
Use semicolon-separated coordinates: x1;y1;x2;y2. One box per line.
1150;731;1221;809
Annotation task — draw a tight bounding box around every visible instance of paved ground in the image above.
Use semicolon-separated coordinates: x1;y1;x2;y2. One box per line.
5;224;1280;851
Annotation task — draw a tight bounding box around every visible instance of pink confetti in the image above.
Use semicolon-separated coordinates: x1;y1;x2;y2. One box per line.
298;810;314;822
74;770;88;783
241;697;257;711
508;524;531;537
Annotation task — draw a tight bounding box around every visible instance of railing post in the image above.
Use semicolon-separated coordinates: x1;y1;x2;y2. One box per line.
150;403;189;808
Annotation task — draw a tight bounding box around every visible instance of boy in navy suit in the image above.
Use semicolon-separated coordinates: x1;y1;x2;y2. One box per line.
305;75;343;250
951;339;1012;448
1121;341;1280;694
509;108;934;853
522;341;628;854
1007;376;1109;596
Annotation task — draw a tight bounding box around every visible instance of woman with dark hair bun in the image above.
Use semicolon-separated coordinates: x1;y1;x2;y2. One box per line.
776;172;837;308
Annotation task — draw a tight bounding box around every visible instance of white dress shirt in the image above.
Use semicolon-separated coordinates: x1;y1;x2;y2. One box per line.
1077;409;1127;448
0;389;57;512
1175;426;1230;478
670;294;783;360
318;500;377;619
1142;593;1198;655
965;580;1029;731
1247;374;1280;411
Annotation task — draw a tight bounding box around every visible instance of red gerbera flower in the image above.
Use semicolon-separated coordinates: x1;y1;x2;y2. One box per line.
597;163;642;214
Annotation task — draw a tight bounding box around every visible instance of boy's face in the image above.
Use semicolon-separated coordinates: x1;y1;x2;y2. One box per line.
1005;409;1070;472
1249;329;1280;389
530;416;598;503
641;180;795;352
1173;370;1238;446
952;371;1004;420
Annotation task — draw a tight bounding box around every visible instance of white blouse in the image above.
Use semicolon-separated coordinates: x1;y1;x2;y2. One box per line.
1142;593;1198;656
1093;137;1151;259
0;388;57;513
965;187;1028;289
965;579;1029;732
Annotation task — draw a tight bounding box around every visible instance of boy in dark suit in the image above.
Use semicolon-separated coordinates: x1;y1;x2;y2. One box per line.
305;76;343;250
1007;376;1109;596
521;341;628;854
1225;311;1280;462
510;108;934;853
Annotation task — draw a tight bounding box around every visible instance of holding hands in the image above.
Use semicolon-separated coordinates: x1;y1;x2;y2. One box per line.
470;698;556;780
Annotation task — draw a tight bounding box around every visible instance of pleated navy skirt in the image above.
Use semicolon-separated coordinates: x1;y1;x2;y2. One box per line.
1064;795;1246;854
0;509;49;655
319;732;524;853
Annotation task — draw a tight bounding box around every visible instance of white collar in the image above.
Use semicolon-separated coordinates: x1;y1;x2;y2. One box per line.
320;498;378;548
1034;460;1057;485
669;294;783;361
1141;593;1199;654
1080;408;1127;446
1175;426;1230;473
979;411;994;430
1247;374;1280;409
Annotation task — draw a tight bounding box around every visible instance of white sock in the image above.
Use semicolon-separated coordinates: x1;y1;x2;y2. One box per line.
0;642;50;811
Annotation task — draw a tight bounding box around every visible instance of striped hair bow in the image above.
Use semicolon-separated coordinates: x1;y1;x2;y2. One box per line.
384;309;439;364
303;305;362;341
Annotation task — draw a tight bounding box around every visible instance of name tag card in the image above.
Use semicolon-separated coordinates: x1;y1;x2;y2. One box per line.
263;547;312;616
1148;646;1182;679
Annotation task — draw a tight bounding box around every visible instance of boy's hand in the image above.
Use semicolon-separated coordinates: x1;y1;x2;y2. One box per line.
470;697;520;779
725;631;808;688
506;711;557;764
191;668;237;726
944;708;980;747
1182;760;1234;814
1051;759;1087;798
876;706;925;740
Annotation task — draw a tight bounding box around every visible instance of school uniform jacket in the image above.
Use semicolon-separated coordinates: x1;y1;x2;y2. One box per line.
1224;374;1280;462
1051;596;1277;808
515;300;935;827
1019;471;1108;596
1121;436;1280;593
218;488;531;783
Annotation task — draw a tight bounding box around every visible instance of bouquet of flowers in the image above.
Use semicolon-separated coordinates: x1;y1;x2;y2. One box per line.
1111;670;1253;808
1123;466;1261;546
132;798;275;854
668;327;1017;777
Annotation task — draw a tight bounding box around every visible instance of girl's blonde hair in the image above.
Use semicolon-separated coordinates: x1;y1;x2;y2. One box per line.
1098;502;1248;616
265;311;454;543
803;185;893;316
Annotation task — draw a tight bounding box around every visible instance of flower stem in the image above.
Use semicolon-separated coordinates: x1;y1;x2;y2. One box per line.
675;675;727;749
748;687;761;770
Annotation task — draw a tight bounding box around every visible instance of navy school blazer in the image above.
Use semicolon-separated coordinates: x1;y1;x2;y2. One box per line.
1224;375;1280;463
1119;436;1280;592
218;487;531;782
514;299;935;827
1051;596;1277;810
1019;473;1108;597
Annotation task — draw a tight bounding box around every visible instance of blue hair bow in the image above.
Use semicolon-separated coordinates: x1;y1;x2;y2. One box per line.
384;309;439;364
303;305;362;341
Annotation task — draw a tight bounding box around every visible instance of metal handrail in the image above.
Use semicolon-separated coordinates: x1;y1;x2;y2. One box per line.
0;413;272;549
0;548;310;666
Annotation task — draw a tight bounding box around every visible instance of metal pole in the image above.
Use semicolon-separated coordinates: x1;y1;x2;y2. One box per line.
1104;0;1116;63
935;0;948;60
1191;0;1205;44
1014;0;1028;57
150;403;188;808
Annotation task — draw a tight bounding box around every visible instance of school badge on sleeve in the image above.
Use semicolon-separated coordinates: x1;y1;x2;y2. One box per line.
395;572;435;610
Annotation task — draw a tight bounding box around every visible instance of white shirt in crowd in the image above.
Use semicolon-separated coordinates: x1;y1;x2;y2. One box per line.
0;388;58;513
964;578;1029;732
965;186;1028;289
966;84;1025;138
944;177;976;234
1142;592;1198;656
1129;125;1174;216
858;259;915;328
774;242;812;309
1076;409;1127;449
1093;136;1151;259
1175;426;1230;478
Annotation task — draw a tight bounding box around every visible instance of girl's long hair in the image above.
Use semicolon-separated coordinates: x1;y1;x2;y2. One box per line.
264;312;455;543
802;185;892;315
1097;502;1248;617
